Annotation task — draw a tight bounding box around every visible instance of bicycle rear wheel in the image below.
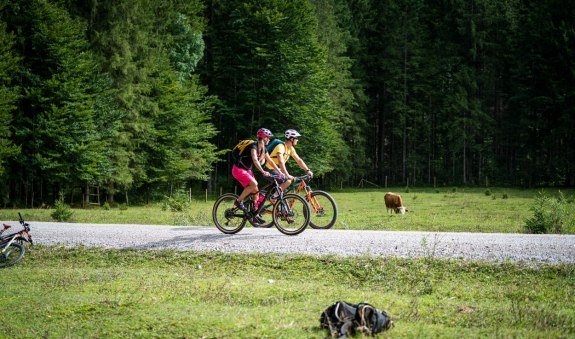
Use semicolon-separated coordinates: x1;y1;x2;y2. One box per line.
0;242;25;268
212;193;247;234
273;193;310;235
308;191;338;229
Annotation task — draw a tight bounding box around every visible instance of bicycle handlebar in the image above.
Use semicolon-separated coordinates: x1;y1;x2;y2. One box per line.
293;174;312;182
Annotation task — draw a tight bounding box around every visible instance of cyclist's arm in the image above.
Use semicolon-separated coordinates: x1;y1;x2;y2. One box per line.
292;152;313;177
251;148;270;176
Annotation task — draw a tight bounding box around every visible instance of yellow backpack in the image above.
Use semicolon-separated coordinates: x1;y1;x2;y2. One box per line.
231;139;256;162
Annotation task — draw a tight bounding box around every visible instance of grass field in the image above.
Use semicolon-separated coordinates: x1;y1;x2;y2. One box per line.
2;187;574;233
1;247;573;338
1;187;574;337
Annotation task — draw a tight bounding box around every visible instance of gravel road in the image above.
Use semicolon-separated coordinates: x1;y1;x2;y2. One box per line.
6;221;575;265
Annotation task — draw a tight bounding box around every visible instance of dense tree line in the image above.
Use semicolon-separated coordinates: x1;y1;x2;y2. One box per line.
0;0;573;206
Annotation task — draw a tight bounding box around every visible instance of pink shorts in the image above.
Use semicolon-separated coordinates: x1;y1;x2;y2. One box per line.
232;165;256;188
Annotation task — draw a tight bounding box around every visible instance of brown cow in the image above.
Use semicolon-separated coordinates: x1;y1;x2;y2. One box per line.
384;192;406;214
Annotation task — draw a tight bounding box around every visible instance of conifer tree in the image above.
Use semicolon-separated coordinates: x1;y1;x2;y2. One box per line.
3;0;113;204
205;0;343;175
0;20;20;177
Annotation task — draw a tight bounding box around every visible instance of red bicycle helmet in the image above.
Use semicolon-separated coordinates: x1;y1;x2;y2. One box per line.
257;128;273;139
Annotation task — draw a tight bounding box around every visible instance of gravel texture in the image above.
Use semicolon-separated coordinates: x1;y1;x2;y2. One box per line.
4;221;575;265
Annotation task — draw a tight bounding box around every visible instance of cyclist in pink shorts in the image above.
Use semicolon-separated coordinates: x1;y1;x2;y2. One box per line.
231;128;282;224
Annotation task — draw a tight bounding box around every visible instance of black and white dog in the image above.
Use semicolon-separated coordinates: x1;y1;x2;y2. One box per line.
320;301;393;338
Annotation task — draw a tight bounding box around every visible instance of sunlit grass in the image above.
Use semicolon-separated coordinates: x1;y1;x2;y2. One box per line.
1;187;573;233
0;246;573;338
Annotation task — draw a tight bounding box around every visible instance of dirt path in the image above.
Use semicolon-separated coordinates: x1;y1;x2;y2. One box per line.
17;221;575;265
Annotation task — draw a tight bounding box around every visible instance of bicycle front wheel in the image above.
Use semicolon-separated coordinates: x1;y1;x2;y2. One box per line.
0;242;25;268
308;191;338;229
273;193;310;235
252;201;275;228
212;193;247;234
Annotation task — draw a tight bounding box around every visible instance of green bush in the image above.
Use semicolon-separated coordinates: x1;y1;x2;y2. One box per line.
162;191;190;212
524;192;572;234
502;193;508;199
484;188;492;196
51;200;74;222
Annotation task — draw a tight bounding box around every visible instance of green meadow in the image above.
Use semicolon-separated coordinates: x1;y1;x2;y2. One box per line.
2;187;573;233
1;247;574;338
1;187;574;337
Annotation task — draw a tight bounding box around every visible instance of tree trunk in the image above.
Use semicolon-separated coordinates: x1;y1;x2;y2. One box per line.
107;181;115;203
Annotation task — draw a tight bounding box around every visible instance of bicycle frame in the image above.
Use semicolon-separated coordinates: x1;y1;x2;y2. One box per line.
289;175;323;214
249;176;285;217
1;233;21;254
1;213;33;243
224;176;284;221
293;176;312;198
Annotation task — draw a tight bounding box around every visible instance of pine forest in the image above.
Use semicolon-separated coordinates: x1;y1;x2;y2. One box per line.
0;0;573;206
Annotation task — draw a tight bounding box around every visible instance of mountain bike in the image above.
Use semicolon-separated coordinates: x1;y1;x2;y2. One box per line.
212;176;311;236
0;212;33;268
258;175;338;229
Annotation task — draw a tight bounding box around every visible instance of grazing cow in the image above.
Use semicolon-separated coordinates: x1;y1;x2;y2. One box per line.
384;192;406;214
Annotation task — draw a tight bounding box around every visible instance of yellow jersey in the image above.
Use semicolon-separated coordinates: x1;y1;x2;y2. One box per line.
265;142;298;170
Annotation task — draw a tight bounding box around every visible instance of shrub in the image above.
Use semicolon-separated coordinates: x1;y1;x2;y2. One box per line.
162;191;190;212
502;193;509;199
485;188;492;196
524;192;569;234
51;200;74;222
103;202;111;210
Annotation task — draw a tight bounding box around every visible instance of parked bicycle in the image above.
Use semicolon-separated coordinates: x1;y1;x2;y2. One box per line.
258;175;337;229
212;175;311;236
1;212;33;268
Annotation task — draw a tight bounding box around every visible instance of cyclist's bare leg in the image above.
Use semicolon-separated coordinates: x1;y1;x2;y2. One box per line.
238;179;259;203
280;179;292;194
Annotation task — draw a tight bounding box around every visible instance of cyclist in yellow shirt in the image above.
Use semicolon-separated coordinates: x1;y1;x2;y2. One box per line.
265;129;313;195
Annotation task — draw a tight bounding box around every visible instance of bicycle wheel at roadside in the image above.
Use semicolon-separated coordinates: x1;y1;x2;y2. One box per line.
273;193;310;235
308;191;338;229
212;193;247;234
0;242;25;268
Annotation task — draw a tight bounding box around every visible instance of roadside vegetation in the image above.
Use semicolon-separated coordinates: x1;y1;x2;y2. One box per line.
2;187;574;234
1;247;573;338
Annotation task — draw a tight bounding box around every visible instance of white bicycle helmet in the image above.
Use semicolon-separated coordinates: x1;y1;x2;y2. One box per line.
284;129;301;139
